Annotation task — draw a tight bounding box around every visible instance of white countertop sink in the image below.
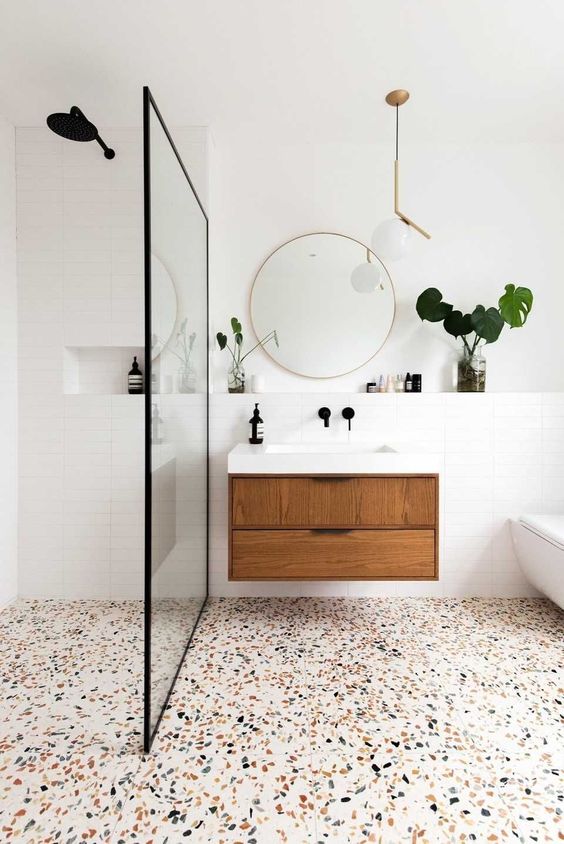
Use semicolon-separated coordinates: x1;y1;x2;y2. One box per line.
228;442;442;474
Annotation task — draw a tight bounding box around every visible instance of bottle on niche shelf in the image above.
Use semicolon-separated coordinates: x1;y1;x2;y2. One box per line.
128;356;143;394
249;402;264;444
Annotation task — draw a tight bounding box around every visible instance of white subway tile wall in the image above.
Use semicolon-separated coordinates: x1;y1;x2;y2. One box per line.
15;127;564;600
16;126;208;599
0;116;18;606
209;392;564;598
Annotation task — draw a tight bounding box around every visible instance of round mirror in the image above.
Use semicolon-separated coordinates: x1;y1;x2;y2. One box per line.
151;254;178;360
250;233;395;378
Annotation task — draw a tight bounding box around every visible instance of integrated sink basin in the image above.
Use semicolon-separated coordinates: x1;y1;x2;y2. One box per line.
228;442;442;475
265;443;397;454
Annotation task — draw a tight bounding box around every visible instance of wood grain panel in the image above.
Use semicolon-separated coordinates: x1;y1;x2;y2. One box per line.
231;529;436;580
232;476;436;528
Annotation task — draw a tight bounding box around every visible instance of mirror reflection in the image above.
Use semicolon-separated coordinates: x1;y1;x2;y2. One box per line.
150;254;178;361
250;233;395;378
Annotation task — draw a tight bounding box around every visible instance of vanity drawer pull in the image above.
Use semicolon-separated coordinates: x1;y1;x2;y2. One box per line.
310;528;351;534
310;477;351;482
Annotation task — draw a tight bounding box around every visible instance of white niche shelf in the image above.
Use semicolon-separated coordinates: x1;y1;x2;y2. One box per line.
64;346;145;395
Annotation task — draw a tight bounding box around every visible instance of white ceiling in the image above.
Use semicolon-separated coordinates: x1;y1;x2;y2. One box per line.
1;0;563;141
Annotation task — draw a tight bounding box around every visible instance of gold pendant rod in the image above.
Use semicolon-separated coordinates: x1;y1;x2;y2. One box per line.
393;159;431;240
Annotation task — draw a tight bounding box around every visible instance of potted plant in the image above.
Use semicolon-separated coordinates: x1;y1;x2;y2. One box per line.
415;284;533;391
216;317;278;393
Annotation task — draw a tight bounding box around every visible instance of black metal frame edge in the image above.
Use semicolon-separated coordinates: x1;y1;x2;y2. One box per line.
142;85;210;753
142;85;152;754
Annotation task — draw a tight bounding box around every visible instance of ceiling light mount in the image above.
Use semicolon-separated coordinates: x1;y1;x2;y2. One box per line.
385;89;410;107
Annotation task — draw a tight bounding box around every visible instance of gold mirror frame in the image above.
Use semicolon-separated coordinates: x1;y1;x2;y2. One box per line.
249;232;396;379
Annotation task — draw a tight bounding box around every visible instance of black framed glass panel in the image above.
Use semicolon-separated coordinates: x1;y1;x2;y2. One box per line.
143;87;209;752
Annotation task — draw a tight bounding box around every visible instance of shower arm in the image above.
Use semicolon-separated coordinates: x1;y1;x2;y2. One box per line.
70;106;115;159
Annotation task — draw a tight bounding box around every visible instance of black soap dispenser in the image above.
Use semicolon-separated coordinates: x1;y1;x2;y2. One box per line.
128;356;143;394
249;403;264;444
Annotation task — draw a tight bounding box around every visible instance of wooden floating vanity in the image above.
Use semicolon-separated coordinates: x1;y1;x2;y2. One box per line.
228;474;439;581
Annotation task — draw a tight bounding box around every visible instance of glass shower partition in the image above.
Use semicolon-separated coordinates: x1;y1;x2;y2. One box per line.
143;87;209;752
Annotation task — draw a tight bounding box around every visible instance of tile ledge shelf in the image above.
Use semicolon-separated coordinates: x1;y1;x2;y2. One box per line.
63;345;144;396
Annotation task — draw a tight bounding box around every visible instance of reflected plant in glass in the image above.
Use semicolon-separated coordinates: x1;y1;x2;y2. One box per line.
154;317;197;393
416;284;533;392
217;317;278;393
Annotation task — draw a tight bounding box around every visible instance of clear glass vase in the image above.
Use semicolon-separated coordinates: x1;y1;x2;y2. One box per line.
228;360;245;393
176;361;196;393
457;347;486;392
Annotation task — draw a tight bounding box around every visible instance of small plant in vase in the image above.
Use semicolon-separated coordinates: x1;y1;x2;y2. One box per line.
416;284;533;392
153;318;197;393
216;317;278;393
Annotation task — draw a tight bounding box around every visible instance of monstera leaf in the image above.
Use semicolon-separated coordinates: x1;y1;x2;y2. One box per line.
470;305;504;344
498;284;533;328
230;317;242;334
444;310;473;338
416;288;453;323
216;332;227;350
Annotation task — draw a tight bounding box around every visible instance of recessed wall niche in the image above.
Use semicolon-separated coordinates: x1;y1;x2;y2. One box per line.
63;346;145;395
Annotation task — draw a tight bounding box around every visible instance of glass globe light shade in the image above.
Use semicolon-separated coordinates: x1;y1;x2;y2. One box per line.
371;217;414;261
350;261;383;294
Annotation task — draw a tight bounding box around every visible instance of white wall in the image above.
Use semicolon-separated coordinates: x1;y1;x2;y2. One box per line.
16;122;564;600
210;134;564;392
206;130;564;598
0;115;17;606
16;125;208;599
210;391;564;598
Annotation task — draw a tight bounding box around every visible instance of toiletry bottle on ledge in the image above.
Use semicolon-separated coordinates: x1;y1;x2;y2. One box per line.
128;356;143;394
405;372;412;393
249;403;264;444
151;403;163;444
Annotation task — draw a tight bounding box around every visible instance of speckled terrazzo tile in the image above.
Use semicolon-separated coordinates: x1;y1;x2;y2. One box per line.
407;599;562;635
1;677;142;757
111;749;315;843
155;693;310;759
0;743;139;843
308;659;470;758
2;597;563;843
410;600;564;671
498;760;563;843
440;673;563;768
194;598;418;652
312;747;518;842
154;642;311;758
309;697;471;762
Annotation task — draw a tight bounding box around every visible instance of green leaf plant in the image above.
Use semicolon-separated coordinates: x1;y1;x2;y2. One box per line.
216;317;278;368
416;284;533;357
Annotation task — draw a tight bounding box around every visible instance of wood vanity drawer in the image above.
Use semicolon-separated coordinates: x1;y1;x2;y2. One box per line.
231;476;436;528
231;529;436;580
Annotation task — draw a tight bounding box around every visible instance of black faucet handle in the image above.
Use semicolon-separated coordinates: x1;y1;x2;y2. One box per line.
342;407;355;431
318;407;331;428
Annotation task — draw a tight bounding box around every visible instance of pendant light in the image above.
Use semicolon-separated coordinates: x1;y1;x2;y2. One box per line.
372;89;431;261
350;248;385;293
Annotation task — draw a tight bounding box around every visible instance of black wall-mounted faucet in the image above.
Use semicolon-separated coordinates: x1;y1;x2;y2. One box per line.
342;407;355;431
318;407;331;428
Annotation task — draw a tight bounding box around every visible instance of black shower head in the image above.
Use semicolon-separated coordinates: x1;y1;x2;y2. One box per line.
47;108;98;142
46;106;115;159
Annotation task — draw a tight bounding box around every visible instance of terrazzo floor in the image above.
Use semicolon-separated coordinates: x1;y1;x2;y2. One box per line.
0;597;562;843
